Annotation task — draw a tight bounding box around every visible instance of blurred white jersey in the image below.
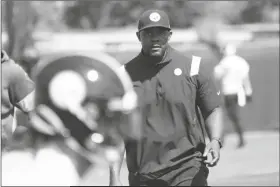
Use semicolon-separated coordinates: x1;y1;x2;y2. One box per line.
2;148;80;186
214;55;250;95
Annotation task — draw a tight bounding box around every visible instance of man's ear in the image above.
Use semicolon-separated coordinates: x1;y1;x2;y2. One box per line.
136;32;141;41
168;31;172;41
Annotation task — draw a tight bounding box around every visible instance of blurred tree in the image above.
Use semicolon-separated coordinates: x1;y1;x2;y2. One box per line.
260;0;279;23
97;1;118;28
32;1;68;31
240;0;279;23
2;0;277;74
4;1;38;63
62;1;275;30
241;1;267;23
2;0;277;75
2;1;68;74
64;1;104;29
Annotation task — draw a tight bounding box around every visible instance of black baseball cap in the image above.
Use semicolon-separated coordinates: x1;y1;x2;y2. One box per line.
138;9;171;31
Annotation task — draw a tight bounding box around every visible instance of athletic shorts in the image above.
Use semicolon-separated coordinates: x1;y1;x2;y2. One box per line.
128;157;209;186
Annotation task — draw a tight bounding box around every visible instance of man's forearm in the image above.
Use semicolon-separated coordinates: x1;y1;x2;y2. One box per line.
243;76;253;96
205;107;223;139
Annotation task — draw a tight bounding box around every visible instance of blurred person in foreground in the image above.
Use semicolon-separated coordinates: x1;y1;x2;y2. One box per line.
2;52;142;186
1;50;35;152
213;44;253;148
109;10;223;186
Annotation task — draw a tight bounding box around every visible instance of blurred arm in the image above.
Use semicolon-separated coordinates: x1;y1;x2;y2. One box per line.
8;59;35;113
243;75;253;96
5;54;35;132
12;74;35;132
241;60;253;103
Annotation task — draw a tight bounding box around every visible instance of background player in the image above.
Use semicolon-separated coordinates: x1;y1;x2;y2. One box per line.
213;43;253;147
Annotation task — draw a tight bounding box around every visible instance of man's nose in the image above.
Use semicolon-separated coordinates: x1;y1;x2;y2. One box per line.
151;37;160;42
150;33;161;41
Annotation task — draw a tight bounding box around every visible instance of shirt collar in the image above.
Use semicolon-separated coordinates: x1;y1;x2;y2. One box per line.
138;45;172;66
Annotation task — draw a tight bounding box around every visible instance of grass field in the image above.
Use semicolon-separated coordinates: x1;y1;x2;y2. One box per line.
208;131;279;186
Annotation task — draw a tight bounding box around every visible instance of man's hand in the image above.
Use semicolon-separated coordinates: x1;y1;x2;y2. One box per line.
203;139;221;167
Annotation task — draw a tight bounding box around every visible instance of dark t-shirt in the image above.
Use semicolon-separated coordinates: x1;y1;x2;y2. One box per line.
124;46;220;174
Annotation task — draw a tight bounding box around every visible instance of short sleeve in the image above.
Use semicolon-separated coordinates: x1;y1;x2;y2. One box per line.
8;63;35;105
196;63;221;119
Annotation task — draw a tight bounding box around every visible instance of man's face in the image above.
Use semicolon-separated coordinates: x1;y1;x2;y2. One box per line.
137;27;172;57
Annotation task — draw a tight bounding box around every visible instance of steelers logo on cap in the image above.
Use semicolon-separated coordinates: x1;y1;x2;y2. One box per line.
149;12;161;22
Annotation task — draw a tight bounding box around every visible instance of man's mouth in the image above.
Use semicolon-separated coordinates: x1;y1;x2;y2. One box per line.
151;45;161;50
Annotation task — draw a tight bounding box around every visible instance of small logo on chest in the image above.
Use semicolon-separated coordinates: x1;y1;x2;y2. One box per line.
174;68;182;76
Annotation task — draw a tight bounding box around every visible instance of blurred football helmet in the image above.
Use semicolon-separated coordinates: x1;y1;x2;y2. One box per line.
31;52;141;162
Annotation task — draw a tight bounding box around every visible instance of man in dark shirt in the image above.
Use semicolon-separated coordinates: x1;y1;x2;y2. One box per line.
109;10;224;186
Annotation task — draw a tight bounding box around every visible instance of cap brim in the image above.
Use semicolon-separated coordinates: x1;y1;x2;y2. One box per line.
138;25;171;32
